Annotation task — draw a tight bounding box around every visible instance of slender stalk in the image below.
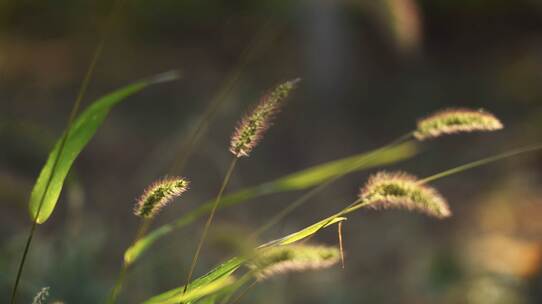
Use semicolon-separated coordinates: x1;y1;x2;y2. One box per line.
10;218;38;303
418;143;542;184
10;27;106;304
338;221;344;269
213;269;257;304
107;218;152;304
250;132;414;239
182;158;239;297
225;278;257;304
10;1;125;301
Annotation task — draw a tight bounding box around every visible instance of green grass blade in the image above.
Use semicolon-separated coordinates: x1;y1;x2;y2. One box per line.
28;71;179;224
143;257;243;304
145;216;347;303
259;217;347;248
126;141;417;264
145;276;234;304
270;142;416;190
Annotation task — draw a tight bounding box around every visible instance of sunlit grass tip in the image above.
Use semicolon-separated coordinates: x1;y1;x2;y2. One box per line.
359;171;451;218
248;244;340;281
414;108;503;140
230;78;300;157
32;287;50;304
134;176;189;218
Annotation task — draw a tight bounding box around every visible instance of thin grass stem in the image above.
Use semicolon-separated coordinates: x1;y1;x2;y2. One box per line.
418;143;542;184
338;221;344;269
9;4;121;300
226;278;257;304
182;157;239;298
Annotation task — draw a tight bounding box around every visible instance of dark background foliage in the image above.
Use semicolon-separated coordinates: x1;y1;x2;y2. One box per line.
1;0;541;303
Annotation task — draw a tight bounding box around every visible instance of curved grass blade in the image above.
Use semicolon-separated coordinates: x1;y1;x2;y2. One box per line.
146;276;234;304
28;71;179;224
125;142;417;264
145;217;347;303
259;217;346;248
143;257;243;304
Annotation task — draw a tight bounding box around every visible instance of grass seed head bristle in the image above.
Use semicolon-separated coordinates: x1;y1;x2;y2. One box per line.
414;108;503;140
359;171;451;219
230;78;300;158
248;244;340;281
32;287;50;304
134;177;189;218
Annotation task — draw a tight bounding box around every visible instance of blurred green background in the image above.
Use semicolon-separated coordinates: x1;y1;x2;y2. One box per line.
1;0;541;303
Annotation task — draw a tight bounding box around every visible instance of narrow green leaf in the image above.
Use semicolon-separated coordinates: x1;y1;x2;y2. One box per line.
259;217;346;248
126;141;417;264
146;215;346;303
144;276;234;304
124;225;174;265
28;72;179;224
270;142;417;190
143;257;243;304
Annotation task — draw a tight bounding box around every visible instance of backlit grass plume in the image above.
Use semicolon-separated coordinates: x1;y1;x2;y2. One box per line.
414;108;503;140
359;171;451;218
248;244;340;281
230;78;300;157
134;177;189;218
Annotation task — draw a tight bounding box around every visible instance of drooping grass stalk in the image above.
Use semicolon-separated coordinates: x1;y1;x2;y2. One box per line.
305;143;542;243
10;28;107;304
129;107;503;266
182;158;238;296
251;108;506;239
250;132;414;239
361;146;540;212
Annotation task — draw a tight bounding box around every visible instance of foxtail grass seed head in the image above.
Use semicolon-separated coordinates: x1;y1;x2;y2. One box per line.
414;108;503;140
248;244;340;281
360;171;451;218
32;287;50;304
134;177;189;218
230;78;300;157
